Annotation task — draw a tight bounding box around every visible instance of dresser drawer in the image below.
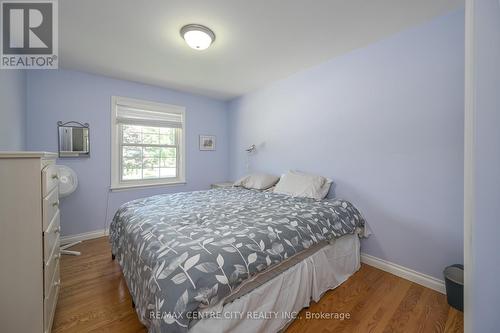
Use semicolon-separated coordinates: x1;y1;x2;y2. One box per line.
44;211;60;263
43;187;59;231
42;165;59;197
44;246;60;296
44;269;60;333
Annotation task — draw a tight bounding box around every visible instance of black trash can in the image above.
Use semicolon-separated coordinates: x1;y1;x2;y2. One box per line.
443;264;464;311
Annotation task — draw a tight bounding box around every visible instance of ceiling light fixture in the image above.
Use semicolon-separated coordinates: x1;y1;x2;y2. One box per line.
180;24;215;50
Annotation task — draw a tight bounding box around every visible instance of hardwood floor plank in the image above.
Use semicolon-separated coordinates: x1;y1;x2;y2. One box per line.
52;237;463;333
377;283;422;333
414;289;451;333
351;277;412;333
444;308;464;333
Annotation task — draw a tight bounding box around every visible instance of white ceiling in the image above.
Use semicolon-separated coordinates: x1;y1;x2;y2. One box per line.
60;0;463;100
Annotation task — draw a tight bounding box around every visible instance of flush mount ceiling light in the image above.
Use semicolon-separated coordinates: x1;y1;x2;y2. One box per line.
180;24;215;50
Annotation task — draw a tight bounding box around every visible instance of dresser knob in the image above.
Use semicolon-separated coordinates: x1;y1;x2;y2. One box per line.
54;280;61;287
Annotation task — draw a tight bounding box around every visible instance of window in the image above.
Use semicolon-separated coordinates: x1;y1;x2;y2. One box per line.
111;96;185;190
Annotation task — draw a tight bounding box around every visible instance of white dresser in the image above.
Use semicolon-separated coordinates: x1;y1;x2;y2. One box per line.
0;152;61;333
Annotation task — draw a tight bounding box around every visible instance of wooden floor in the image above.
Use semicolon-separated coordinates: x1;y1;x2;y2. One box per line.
53;237;463;333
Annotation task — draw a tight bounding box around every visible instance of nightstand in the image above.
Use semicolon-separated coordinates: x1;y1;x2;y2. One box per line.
211;181;234;189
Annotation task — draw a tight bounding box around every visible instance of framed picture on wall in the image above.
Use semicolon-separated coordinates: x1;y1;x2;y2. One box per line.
199;135;216;151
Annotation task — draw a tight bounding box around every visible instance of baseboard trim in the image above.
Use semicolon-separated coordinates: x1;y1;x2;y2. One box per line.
361;253;446;294
60;229;109;245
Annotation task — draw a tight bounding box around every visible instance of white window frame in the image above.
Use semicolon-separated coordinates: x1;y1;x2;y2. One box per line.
111;96;186;190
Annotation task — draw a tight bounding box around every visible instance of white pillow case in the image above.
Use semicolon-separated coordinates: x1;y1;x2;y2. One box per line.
319;177;333;199
274;170;332;200
233;173;280;190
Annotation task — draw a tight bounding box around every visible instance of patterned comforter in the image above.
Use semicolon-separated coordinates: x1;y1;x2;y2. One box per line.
109;187;366;332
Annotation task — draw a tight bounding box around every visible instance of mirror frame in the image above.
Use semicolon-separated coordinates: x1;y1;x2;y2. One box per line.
57;121;90;158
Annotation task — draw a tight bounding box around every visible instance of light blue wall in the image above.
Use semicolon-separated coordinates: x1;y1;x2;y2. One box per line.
26;70;229;236
471;0;500;331
0;71;26;150
228;10;464;279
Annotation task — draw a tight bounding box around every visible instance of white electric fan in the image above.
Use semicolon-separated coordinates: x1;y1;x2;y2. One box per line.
56;165;81;256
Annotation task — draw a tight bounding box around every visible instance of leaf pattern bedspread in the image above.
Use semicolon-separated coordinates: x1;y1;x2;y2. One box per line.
109;188;365;332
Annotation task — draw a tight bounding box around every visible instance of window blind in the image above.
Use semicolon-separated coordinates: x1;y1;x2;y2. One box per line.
115;105;183;128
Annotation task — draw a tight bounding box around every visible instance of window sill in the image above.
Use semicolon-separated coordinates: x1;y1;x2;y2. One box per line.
110;180;186;192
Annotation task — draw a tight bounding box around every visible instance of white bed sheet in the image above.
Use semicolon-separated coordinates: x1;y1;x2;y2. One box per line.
189;233;360;333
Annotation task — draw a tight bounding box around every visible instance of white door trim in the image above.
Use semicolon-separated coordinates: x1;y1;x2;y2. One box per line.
464;1;475;332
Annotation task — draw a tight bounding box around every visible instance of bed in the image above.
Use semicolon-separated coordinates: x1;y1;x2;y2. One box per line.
109;187;366;333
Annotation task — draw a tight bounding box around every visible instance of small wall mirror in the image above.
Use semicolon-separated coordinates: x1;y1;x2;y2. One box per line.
58;121;90;157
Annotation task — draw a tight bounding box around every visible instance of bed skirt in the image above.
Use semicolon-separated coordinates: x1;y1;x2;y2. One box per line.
189;233;360;333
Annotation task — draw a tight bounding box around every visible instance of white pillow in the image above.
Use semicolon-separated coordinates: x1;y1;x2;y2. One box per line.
233;173;280;190
319;178;333;199
274;171;332;200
